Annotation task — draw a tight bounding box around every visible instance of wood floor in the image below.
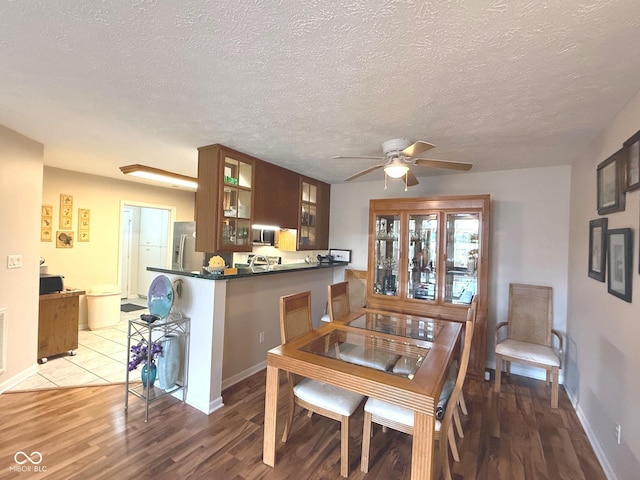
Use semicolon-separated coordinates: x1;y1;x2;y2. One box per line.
0;371;606;480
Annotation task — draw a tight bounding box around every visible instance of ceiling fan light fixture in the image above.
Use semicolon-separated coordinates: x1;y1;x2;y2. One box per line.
384;159;410;178
120;164;198;189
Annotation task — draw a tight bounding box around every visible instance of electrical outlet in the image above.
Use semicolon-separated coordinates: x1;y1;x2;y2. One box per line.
259;332;265;344
615;423;621;445
7;254;22;269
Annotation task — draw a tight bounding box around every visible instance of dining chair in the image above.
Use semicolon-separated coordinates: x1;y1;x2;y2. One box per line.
452;295;478;442
279;291;365;477
494;283;563;408
360;319;475;480
327;281;351;321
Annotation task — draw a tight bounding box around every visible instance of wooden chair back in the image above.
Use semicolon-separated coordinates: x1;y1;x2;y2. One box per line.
346;269;367;310
466;295;478;323
328;281;350;321
280;291;313;344
507;283;553;346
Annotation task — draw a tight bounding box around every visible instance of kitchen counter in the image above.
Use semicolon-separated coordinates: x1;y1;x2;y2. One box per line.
147;261;349;279
144;261;346;416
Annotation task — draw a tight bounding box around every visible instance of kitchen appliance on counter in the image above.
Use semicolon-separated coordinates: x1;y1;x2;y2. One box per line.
173;221;206;272
39;274;65;295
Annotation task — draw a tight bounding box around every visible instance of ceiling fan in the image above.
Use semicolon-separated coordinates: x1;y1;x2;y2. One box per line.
334;138;472;189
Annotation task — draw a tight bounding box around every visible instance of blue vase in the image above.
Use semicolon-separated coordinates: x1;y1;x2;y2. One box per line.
141;363;157;387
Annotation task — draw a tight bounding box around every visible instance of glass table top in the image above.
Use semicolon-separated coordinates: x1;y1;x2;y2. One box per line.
299;329;429;379
346;312;444;342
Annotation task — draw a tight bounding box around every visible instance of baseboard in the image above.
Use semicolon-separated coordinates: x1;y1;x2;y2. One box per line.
565;387;616;480
222;361;267;391
0;364;39;394
185;393;224;415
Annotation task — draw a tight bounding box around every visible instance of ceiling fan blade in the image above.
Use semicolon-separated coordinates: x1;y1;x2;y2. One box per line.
344;164;385;182
402;141;435;157
332;155;385;160
406;169;419;186
414;158;473;171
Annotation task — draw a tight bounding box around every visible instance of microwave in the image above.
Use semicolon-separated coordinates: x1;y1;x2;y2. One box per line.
252;228;275;246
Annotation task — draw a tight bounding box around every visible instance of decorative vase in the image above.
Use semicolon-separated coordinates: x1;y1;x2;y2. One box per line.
158;334;181;391
141;363;157;387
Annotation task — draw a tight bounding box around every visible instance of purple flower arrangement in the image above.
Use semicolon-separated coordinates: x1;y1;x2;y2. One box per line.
128;339;163;371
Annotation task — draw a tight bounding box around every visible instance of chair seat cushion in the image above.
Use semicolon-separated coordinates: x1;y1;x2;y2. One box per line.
365;397;444;432
338;343;400;371
294;378;364;416
496;339;560;367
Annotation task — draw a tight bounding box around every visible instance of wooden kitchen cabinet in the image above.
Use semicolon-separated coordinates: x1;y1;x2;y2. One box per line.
366;195;490;378
298;176;330;250
196;144;255;253
253;161;298;229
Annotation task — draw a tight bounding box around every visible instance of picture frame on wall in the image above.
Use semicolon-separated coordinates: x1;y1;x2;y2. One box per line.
597;148;626;215
624;129;640;192
588;218;607;282
606;228;632;302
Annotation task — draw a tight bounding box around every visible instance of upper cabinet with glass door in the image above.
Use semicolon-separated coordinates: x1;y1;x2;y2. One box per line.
367;195;490;378
298;177;330;250
195;144;255;253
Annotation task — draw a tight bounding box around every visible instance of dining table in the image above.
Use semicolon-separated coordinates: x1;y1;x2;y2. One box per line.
262;307;463;480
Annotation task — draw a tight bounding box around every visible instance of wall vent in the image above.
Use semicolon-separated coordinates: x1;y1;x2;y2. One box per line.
0;309;6;374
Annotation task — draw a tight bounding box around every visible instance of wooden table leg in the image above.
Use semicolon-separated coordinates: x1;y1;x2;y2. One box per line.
412;411;435;480
263;365;279;467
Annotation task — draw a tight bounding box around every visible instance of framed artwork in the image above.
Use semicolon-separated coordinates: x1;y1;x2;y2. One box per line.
59;194;73;229
329;249;352;263
588;218;607;282
56;231;74;248
624;129;640;192
597;149;626;215
41;204;53;242
607;228;632;302
78;208;90;242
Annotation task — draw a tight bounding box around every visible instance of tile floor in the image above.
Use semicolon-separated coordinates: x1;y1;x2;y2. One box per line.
8;299;149;392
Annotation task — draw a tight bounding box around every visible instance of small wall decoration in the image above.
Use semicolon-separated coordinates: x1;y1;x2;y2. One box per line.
329;249;352;263
607;228;632;302
624;129;640;192
56;230;74;249
588;218;607;282
41;205;53;242
78;208;90;242
59;194;73;229
597;148;626;215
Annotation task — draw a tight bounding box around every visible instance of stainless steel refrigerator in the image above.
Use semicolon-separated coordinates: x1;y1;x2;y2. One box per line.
172;222;204;272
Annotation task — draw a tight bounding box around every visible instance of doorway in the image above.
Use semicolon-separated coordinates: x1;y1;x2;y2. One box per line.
118;201;176;300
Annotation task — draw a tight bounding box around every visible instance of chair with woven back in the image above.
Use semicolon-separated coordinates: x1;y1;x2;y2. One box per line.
327;281;351;321
279;291;365;477
360;318;475;480
494;283;563;408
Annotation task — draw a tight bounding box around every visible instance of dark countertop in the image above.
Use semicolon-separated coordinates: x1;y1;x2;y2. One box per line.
148;261;349;280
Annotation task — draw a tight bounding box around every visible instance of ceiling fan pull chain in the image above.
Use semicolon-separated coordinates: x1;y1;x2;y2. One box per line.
404;171;408;191
384;172;388;189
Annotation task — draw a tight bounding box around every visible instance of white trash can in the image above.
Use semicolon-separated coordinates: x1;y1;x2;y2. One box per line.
87;284;121;330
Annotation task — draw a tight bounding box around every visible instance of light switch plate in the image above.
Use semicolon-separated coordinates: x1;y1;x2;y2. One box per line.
7;254;22;269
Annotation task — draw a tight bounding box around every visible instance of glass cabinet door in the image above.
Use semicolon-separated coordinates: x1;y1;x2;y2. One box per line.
444;213;480;304
407;213;438;301
222;156;252;248
299;181;317;248
374;214;400;297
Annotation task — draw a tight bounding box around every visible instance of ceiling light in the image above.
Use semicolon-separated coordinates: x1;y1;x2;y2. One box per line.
384;158;410;178
120;164;198;189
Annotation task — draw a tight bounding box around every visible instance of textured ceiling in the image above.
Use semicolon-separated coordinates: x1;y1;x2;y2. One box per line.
2;1;640;188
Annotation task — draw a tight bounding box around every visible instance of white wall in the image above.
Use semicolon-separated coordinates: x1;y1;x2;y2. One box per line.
329;165;572;375
566;90;640;480
0;125;43;390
